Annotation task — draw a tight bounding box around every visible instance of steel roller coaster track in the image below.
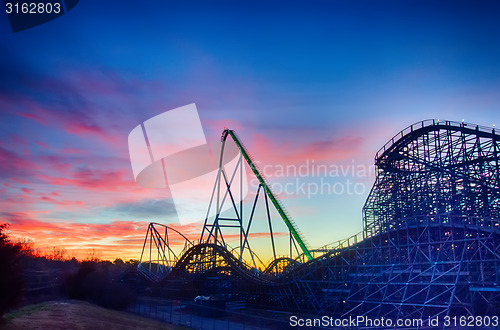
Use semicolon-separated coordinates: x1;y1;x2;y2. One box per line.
139;119;500;319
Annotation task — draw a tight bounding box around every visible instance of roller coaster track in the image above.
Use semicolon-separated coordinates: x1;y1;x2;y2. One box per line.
365;119;500;237
376;119;500;189
164;215;500;317
263;257;301;275
221;129;313;260
138;222;194;281
376;119;500;164
143;119;500;318
172;243;274;285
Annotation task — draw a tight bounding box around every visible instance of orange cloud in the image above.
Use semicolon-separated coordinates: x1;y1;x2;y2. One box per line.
3;213;205;261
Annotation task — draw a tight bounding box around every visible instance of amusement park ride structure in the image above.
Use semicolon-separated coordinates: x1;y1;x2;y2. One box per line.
200;129;312;263
138;119;500;319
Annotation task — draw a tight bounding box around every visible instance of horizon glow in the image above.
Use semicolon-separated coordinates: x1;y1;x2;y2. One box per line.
1;0;500;261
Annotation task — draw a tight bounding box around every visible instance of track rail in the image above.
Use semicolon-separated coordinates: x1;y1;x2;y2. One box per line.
173;243;274;284
221;129;313;261
156;120;500;317
376;119;499;163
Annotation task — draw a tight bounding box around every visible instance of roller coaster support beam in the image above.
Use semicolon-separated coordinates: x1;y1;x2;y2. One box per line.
222;129;313;261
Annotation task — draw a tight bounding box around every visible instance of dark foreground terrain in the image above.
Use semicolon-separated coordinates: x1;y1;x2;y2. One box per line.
1;300;187;330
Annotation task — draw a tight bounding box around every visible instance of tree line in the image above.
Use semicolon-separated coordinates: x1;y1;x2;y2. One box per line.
0;223;144;321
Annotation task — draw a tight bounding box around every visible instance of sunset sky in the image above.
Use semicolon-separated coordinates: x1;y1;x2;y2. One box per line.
1;1;500;261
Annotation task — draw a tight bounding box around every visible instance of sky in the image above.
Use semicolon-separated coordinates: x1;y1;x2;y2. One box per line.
1;0;500;261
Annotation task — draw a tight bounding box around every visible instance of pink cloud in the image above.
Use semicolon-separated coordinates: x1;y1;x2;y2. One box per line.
6;134;29;147
249;132;365;167
201;118;371;169
5;170;169;214
17;112;47;125
64;122;119;144
6;94;120;147
10;178;29;184
38;168;131;191
38;155;72;173
0;147;41;174
61;146;89;155
35;141;51;149
39;196;85;207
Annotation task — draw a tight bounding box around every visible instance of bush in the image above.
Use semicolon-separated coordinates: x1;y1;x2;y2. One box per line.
63;261;136;310
0;224;24;319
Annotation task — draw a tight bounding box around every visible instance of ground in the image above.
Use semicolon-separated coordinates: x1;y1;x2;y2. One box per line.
1;300;187;330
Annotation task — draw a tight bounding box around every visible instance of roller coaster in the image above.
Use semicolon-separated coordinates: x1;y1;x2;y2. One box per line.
138;119;500;321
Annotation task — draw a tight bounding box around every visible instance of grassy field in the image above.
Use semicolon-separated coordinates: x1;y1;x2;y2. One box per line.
1;300;187;330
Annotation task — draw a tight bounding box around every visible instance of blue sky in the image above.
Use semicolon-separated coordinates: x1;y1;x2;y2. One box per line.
1;0;499;260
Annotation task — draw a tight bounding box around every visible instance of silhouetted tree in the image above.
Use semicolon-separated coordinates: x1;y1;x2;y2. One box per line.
17;238;36;257
113;258;124;266
85;248;101;262
126;259;139;267
0;224;23;319
45;246;67;261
